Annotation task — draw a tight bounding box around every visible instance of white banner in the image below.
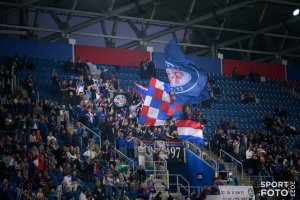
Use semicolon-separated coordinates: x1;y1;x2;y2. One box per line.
218;186;255;200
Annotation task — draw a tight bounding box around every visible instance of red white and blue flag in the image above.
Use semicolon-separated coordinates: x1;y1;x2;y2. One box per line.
176;120;205;144
138;78;171;126
133;81;148;101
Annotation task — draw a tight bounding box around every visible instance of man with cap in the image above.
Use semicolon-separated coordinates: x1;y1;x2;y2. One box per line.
227;172;238;185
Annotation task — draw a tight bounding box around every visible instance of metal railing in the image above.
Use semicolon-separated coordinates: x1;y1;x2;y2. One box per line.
133;138;168;174
75;123;171;180
77;122;101;148
189;186;205;195
185;141;218;171
144;160;167;171
113;146;136;170
76;122;135;169
144;160;168;183
219;149;244;180
218;171;236;184
155;173;191;195
170;174;190;195
243;175;274;185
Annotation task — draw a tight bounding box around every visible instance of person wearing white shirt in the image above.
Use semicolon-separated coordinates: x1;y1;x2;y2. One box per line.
33;156;39;167
59;105;69;125
63;172;72;192
79;189;87;200
76;75;85;95
66;146;77;161
245;146;254;175
83;148;96;160
233;139;240;155
28;132;36;145
46;131;56;143
246;146;254;159
138;142;146;168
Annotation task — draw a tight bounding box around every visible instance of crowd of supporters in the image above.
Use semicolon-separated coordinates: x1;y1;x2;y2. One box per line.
0;53;300;199
0;55;177;200
212;89;300;198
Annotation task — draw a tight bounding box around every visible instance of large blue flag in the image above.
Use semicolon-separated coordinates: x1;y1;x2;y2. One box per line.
165;39;188;65
174;87;210;105
164;39;210;104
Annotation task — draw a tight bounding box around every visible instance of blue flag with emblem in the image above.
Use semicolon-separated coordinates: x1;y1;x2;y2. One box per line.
164;39;210;104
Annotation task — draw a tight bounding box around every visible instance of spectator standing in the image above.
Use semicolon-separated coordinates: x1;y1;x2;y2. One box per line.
64;58;74;72
60;79;69;105
115;173;126;200
103;172;114;200
117;133;126;155
76;75;85;96
147;59;156;78
126;132;135;158
246;145;254;175
51;70;60;100
137;165;146;182
232;138;240;157
93;179;104;200
138;142;146;168
140;58;148;79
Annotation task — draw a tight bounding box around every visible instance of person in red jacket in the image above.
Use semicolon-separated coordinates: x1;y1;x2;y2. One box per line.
38;154;45;172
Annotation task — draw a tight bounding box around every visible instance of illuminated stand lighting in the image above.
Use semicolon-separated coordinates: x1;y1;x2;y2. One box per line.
293;9;299;16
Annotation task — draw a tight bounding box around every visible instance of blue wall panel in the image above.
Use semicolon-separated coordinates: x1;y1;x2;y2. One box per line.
168;150;215;188
185;150;215;186
0;38;72;61
152;52;222;74
287;65;300;81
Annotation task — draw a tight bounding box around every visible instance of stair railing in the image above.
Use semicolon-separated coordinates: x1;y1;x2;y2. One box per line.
219;149;244;180
185;141;218;172
153;173;190;195
76;122;135;169
133;138;168;177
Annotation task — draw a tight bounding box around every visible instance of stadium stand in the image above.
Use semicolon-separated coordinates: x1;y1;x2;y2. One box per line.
0;52;299;200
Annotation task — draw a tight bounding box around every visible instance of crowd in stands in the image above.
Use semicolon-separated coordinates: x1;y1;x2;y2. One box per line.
212;83;300;198
263;106;299;136
0;55;178;200
1;53;300;200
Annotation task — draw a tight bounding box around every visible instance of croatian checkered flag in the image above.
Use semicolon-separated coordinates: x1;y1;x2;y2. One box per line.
138;78;171;126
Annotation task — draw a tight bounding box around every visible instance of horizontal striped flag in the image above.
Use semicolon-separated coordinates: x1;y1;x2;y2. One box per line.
176;119;205;144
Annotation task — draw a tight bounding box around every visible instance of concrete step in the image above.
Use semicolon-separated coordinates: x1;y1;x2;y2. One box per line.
203;150;248;184
153;181;184;200
159;192;183;200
